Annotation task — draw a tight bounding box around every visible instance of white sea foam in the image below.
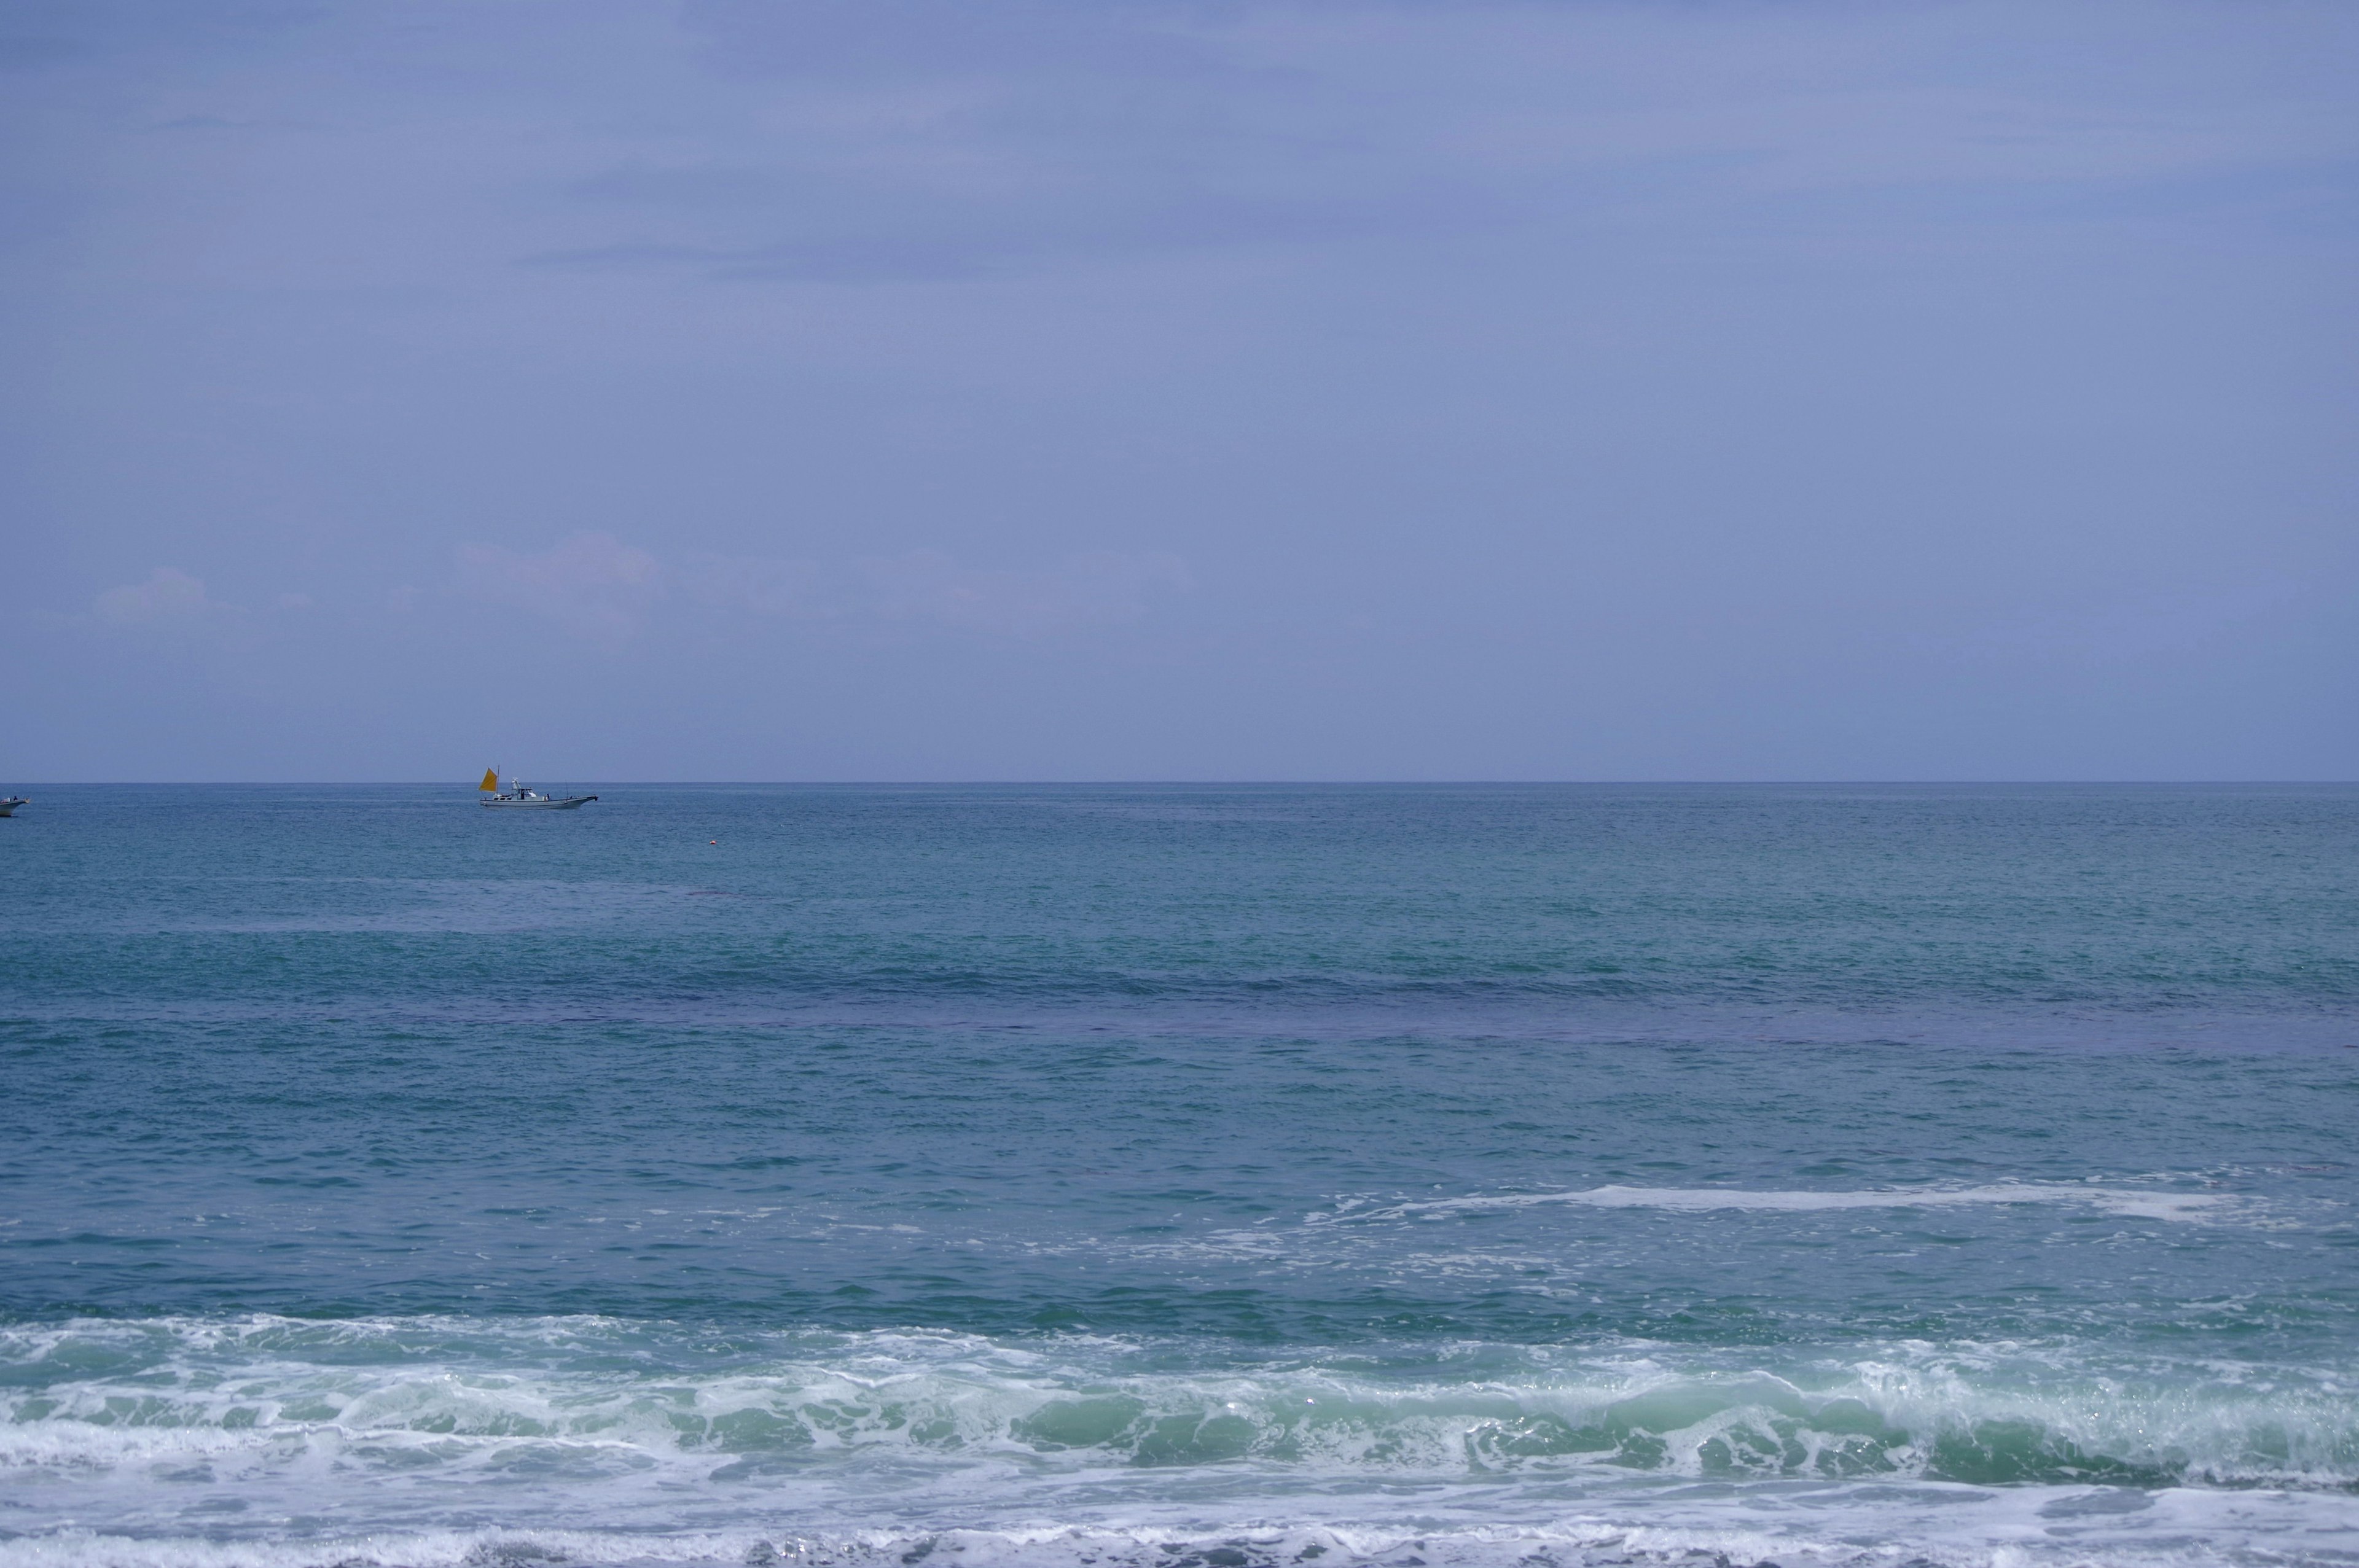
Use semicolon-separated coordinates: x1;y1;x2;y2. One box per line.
3;1317;2355;1498
6;1497;2359;1568
1339;1184;2237;1224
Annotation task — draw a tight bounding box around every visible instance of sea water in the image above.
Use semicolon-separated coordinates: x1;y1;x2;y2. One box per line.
2;784;2356;1568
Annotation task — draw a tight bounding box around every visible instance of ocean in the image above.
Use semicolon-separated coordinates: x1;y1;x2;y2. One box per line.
2;783;2355;1568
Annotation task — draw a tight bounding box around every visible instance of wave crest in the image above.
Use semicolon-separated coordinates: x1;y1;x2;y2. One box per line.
3;1317;2354;1494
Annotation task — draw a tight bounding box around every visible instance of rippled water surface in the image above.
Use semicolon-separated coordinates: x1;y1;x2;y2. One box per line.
2;784;2356;1568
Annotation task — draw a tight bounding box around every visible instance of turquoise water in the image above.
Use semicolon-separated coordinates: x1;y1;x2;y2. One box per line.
2;784;2357;1568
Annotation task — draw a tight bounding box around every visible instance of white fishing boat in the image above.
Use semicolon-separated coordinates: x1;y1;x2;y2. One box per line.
477;768;596;809
0;797;25;817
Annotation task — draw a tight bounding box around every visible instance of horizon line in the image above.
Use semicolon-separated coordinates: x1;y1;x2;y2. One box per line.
4;779;2355;789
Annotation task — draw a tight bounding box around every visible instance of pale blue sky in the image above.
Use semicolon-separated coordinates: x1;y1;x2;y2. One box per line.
3;0;2354;781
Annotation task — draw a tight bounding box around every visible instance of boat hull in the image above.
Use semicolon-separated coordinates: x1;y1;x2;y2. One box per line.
481;795;596;809
0;798;25;817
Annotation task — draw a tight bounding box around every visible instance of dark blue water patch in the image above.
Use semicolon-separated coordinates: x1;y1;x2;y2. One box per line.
7;786;2358;1016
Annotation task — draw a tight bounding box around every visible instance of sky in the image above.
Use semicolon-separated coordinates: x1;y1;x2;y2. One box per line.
1;0;2353;782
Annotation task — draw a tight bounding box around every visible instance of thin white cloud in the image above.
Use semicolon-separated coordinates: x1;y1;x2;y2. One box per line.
680;546;1193;637
456;532;663;637
680;552;825;617
93;568;235;626
855;549;1192;638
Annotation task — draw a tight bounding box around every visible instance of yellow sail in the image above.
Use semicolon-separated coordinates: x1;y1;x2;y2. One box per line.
480;767;500;792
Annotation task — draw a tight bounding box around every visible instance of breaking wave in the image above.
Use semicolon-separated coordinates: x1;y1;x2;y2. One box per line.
4;1316;2355;1497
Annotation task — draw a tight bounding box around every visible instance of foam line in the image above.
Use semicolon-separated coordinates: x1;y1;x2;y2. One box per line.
1355;1183;2232;1223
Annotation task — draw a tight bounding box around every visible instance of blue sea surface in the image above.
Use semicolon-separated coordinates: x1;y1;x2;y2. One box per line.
2;784;2357;1568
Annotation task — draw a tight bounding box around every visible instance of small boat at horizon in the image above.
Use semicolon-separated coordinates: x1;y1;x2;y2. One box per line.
0;797;25;817
477;768;596;810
